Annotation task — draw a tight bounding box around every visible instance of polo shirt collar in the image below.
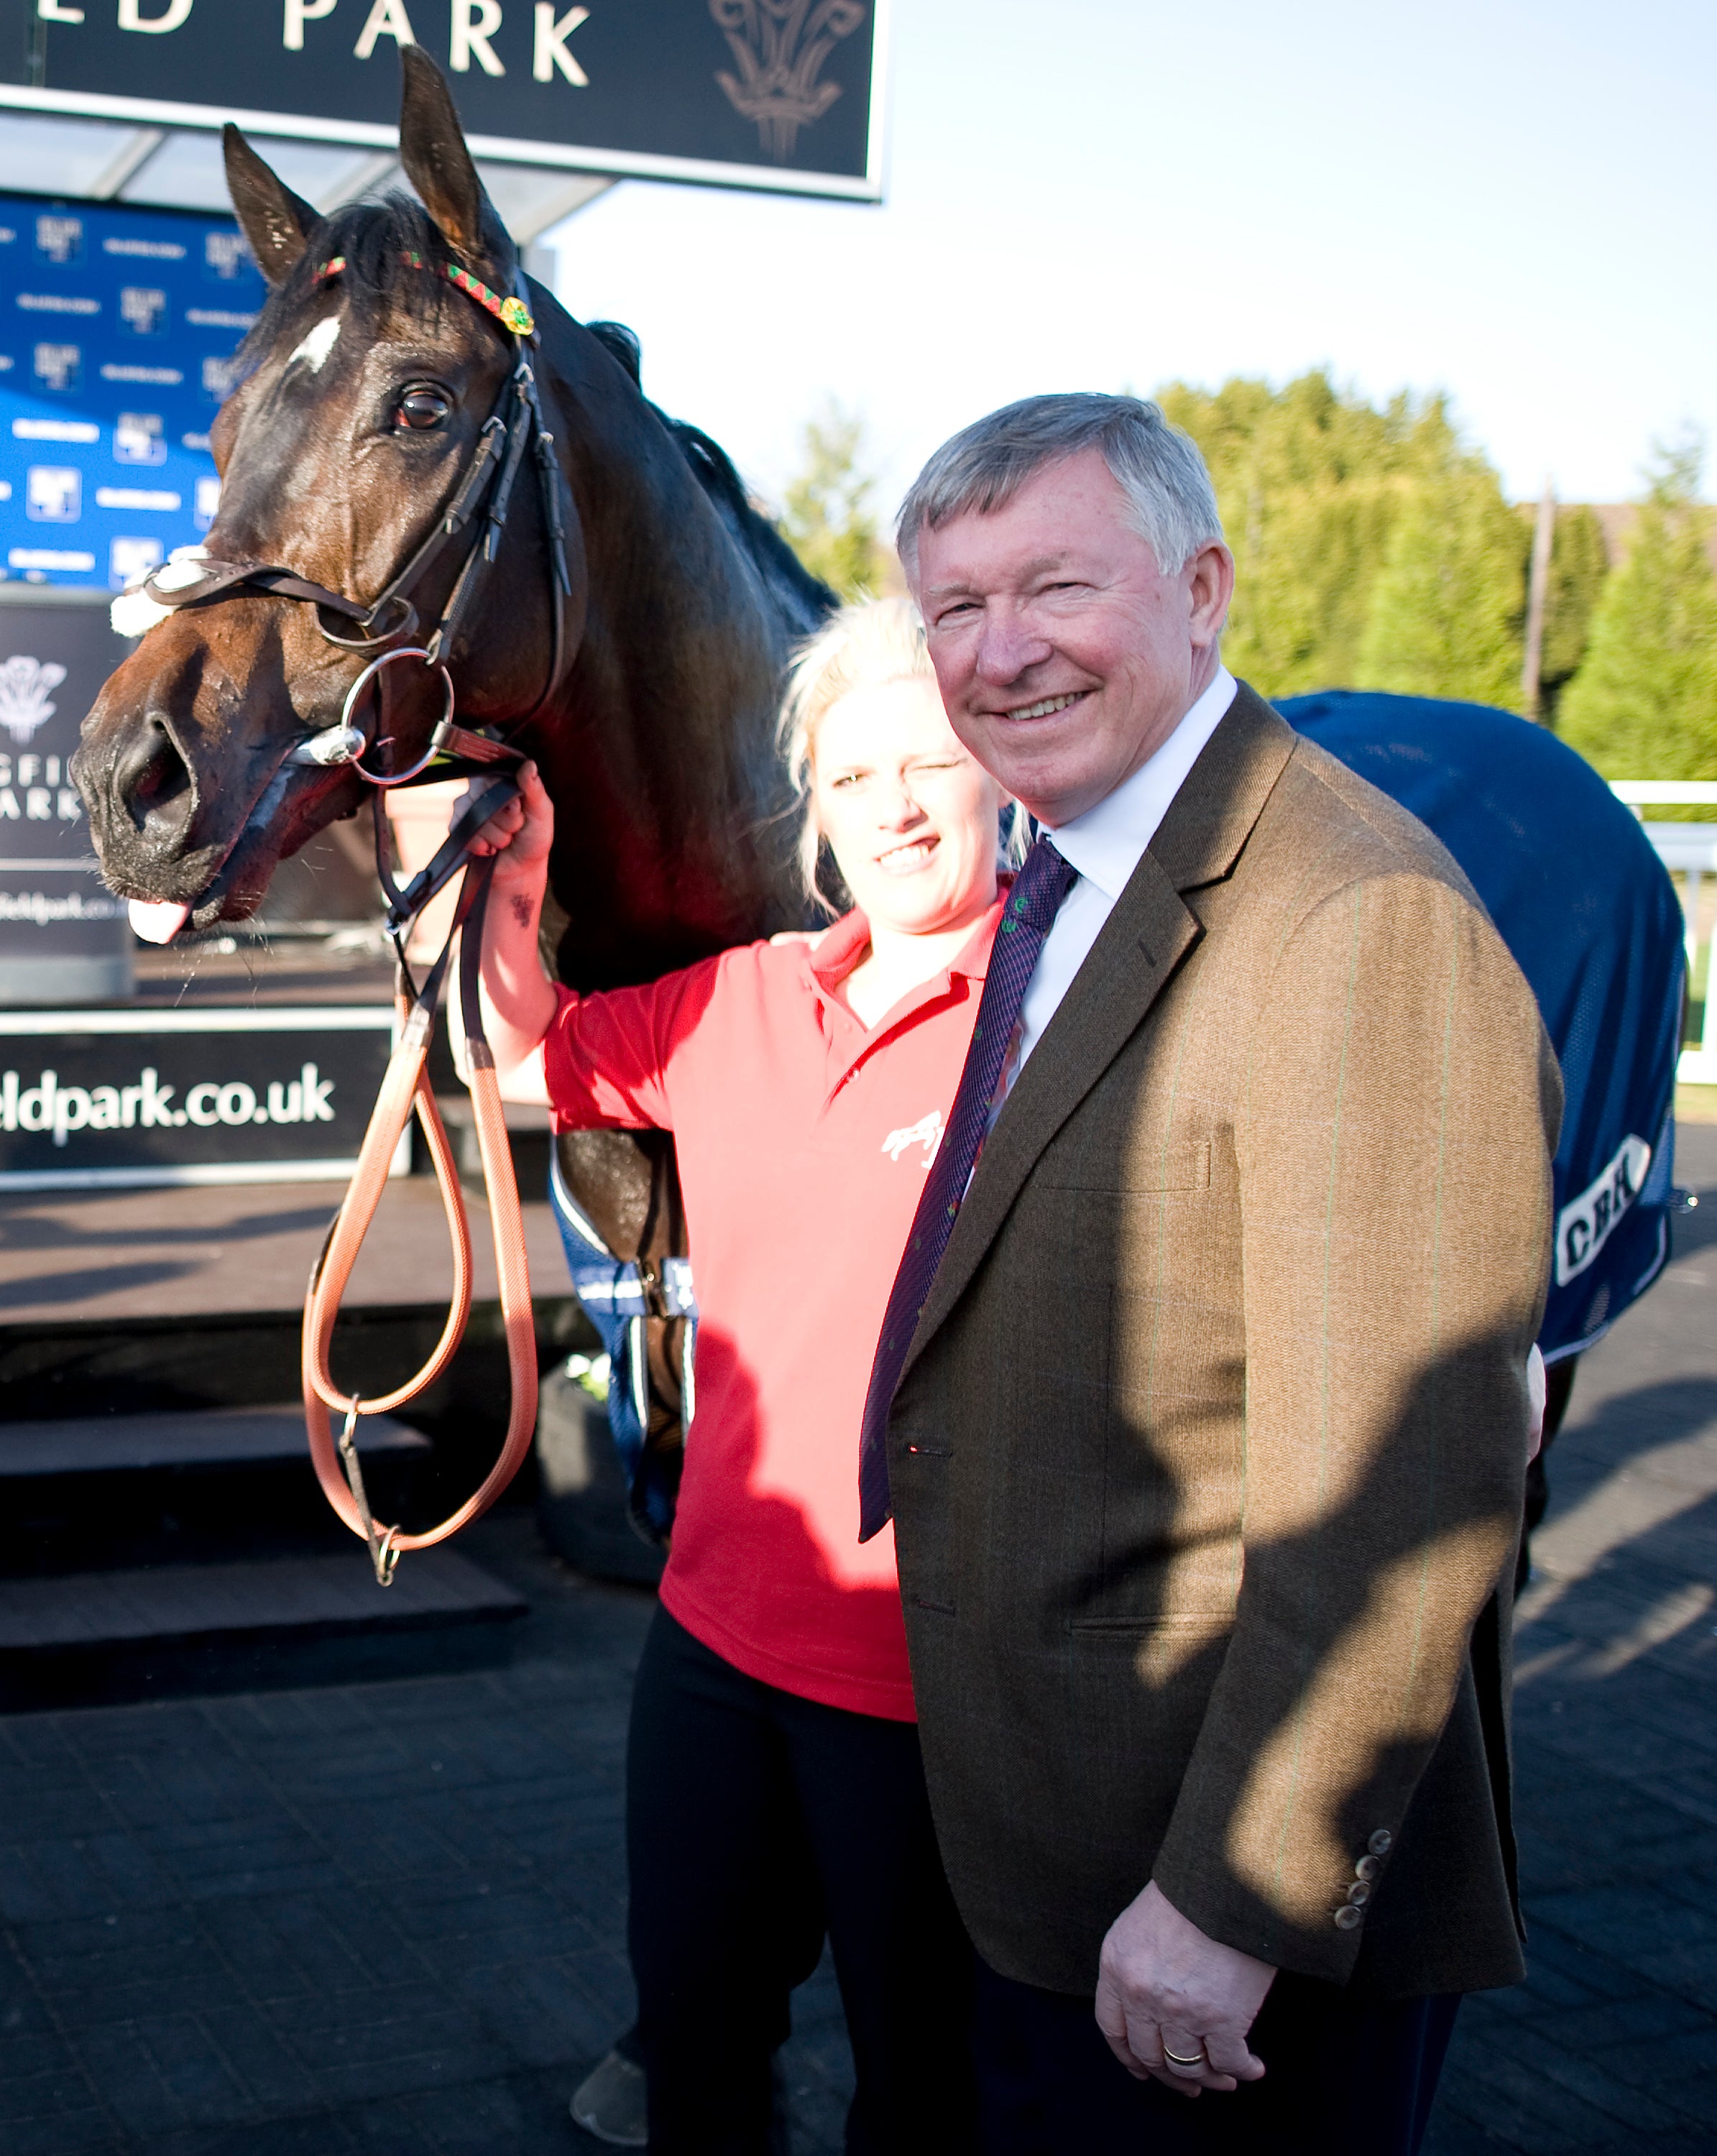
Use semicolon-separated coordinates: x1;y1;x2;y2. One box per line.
1045;666;1238;895
809;897;1001;998
808;906;873;991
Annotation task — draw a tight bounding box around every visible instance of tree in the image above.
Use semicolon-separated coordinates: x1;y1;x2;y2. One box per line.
778;403;890;600
1355;461;1530;708
1539;505;1611;726
1559;436;1717;779
1158;372;1522;702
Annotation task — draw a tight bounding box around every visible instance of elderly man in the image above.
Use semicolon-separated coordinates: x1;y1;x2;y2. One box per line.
857;395;1558;2152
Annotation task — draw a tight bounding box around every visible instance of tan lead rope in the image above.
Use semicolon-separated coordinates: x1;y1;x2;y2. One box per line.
301;854;538;1584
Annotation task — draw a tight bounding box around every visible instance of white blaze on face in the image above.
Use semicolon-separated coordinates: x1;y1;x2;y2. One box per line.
288;314;342;373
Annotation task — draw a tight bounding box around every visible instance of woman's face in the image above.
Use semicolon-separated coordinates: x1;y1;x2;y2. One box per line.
811;675;1006;936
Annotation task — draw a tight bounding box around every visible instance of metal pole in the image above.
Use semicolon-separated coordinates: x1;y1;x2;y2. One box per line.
1522;479;1556;722
1685;867;1703;981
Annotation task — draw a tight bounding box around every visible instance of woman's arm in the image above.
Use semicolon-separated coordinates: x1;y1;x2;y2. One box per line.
455;762;691;1132
453;760;558;1105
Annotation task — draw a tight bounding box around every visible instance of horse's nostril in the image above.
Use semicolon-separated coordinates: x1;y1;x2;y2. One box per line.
117;719;194;837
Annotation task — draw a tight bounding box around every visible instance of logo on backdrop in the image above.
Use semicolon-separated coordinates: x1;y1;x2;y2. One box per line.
205;232;252;281
34;215;82;266
709;0;867;159
114;411;167;464
25;467;80;522
32;343;80;395
0;658;67;747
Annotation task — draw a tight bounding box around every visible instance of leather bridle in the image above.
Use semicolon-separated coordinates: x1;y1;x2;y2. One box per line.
117;250;574;1583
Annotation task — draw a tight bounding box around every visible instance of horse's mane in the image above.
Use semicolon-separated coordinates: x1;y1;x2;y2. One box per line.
584;318;834;638
660;415;837;640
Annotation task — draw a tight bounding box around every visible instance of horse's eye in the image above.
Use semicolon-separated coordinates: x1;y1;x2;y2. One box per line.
397;387;451;430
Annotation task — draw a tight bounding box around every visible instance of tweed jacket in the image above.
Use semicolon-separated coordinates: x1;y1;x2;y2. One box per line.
887;683;1560;2000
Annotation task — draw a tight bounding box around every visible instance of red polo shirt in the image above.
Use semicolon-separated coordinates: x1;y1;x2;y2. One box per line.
543;900;1000;1722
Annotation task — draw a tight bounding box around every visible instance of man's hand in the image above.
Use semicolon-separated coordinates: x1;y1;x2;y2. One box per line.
1527;1343;1547;1464
1094;1880;1274;2098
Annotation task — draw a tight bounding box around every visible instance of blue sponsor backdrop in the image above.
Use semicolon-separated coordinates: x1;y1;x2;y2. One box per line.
0;193;264;590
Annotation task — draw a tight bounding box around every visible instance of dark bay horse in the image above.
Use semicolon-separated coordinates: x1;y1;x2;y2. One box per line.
73;51;832;1376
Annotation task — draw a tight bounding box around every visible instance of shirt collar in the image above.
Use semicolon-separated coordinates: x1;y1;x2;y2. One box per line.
809;896;1003;995
807;906;873;990
1045;665;1238;899
804;903;1003;1084
807;897;1005;1094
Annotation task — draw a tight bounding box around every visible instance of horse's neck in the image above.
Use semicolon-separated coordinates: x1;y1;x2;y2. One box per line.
533;331;804;990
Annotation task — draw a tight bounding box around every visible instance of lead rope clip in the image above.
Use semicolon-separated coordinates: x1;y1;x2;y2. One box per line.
336;1399;401;1586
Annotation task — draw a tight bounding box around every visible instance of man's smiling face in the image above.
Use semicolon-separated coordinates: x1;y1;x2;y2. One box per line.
912;448;1233;828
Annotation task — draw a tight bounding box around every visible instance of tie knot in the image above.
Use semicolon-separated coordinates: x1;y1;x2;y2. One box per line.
1004;837;1077;936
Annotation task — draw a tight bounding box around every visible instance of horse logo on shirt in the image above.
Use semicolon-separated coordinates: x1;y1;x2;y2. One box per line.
883;1109;942;1167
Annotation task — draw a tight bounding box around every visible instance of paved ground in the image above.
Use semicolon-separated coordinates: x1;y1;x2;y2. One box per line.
1424;1122;1717;2156
0;1520;857;2155
0;1181;568;1325
2;1132;1715;2153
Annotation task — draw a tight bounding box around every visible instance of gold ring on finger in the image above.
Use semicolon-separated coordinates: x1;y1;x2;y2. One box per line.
1162;2045;1207;2068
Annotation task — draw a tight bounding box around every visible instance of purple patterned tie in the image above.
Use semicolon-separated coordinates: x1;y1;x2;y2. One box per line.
857;837;1079;1541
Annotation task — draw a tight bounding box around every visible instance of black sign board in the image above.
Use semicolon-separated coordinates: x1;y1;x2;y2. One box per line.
0;0;885;199
0;1004;402;1187
0;587;132;996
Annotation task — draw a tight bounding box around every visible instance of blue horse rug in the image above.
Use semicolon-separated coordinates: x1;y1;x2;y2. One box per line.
1281;690;1686;1361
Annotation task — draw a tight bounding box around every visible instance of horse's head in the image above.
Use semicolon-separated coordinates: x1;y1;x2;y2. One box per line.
73;49;585;938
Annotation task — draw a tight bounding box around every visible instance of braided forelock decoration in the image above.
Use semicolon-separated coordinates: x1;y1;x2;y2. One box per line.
239;194;461;385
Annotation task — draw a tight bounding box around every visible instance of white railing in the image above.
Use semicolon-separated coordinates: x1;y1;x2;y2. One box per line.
1611;783;1717;1084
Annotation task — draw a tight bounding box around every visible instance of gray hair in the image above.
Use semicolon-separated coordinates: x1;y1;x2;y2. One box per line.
896;393;1223;579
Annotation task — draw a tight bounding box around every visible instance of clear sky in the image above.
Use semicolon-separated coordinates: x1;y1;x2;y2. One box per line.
540;0;1716;526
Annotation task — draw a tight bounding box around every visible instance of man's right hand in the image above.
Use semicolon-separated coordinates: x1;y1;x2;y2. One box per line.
1094;1879;1274;2098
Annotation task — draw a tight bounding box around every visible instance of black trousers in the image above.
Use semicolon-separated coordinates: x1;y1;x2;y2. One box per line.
626;1606;978;2155
973;1957;1459;2156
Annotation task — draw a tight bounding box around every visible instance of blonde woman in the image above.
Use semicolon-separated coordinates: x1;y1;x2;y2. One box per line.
470;599;1018;2155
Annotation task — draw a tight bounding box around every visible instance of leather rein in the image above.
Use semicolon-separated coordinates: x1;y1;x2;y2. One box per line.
127;254;570;1582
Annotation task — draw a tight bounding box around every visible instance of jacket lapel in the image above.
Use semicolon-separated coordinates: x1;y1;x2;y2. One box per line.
901;683;1297;1373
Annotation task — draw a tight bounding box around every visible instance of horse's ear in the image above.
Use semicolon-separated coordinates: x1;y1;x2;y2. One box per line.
223;126;318;287
397;45;515;278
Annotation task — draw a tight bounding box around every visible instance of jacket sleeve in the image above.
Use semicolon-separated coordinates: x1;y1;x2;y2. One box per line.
541;955;724;1135
1149;868;1560;1982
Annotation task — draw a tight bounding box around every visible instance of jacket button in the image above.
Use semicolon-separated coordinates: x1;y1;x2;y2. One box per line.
1347;1883;1371;1906
1355;1856;1379;1881
1334;1905;1363;1930
1368;1829;1393;1856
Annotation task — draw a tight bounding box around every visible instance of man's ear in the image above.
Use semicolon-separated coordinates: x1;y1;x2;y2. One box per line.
1187;540;1235;645
397;44;517;282
224;126;318;286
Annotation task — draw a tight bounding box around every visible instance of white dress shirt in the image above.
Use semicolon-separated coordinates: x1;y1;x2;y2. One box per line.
1010;666;1238;1084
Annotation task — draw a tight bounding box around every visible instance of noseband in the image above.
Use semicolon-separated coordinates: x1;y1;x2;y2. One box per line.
119;254;573;788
